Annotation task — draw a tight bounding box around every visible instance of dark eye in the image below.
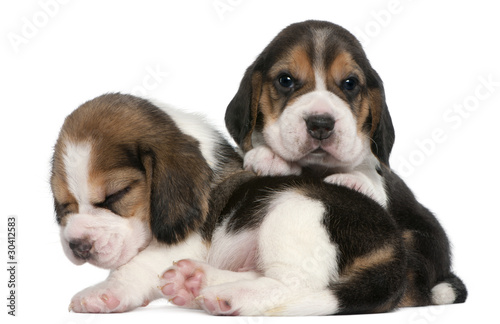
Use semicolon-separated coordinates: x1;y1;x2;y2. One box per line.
278;74;295;89
342;78;358;91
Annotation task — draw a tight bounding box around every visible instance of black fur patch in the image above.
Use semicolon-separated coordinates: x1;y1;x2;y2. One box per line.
204;174;407;314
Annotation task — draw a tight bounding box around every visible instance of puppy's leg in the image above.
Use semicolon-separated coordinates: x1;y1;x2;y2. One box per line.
163;190;404;315
244;145;301;176
160;259;260;309
324;170;387;207
69;235;206;313
175;191;340;315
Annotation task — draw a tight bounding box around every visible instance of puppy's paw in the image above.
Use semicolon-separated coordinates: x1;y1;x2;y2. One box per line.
324;173;385;205
198;295;239;316
69;282;144;313
244;146;301;176
160;259;206;309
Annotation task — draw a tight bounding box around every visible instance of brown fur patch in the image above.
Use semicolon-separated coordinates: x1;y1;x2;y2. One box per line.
357;99;371;133
51;93;214;244
259;81;280;124
89;168;148;220
398;271;419;307
366;87;383;137
402;230;414;245
343;245;395;277
259;45;317;127
327;51;372;135
328;51;365;87
269;45;315;85
242;72;263;151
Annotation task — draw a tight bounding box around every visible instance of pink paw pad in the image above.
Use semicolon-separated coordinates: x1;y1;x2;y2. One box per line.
69;292;121;313
200;297;238;315
160;259;206;308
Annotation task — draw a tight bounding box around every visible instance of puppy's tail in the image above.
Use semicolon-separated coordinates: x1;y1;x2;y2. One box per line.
431;272;468;305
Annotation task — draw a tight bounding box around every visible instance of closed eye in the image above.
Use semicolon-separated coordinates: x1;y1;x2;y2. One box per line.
55;202;74;223
95;186;131;210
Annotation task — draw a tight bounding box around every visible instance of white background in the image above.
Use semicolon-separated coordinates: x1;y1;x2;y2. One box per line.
1;0;499;323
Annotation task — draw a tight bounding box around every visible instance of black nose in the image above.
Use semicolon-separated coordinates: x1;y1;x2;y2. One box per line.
305;115;335;140
69;240;92;260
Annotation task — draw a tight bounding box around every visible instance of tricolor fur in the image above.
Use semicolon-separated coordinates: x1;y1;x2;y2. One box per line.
51;93;241;312
52;93;417;315
224;20;467;307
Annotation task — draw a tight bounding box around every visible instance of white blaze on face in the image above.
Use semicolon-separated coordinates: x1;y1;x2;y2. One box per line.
262;69;368;170
60;141;152;269
63;141;93;212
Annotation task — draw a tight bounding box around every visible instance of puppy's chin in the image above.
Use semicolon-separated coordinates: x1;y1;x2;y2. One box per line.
60;213;152;270
297;136;370;170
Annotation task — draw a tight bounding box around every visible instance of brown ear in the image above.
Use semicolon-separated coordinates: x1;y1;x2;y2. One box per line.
368;70;395;166
225;63;263;152
139;108;213;245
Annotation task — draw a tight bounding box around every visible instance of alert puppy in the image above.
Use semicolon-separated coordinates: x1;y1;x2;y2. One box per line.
224;20;467;306
52;93;408;315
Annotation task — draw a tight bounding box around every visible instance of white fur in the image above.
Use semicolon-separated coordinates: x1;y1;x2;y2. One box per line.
245;66;388;206
259;191;339;288
168;190;341;316
63;141;92;210
262;89;366;169
207;219;259;271
314;69;327;91
61;141;152;270
324;154;388;207
431;282;456;305
152;101;222;169
60;105;225;313
243;145;301;176
70;234;207;313
61;211;151;269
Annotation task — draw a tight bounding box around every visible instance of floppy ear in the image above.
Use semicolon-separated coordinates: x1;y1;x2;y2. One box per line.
141;135;213;245
369;70;395;166
225;63;263;152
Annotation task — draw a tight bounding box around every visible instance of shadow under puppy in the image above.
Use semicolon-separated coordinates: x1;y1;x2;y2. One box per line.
224;20;467;307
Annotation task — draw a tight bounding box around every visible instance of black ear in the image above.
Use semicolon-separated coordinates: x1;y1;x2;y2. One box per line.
225;63;262;151
141;135;213;245
369;70;395;166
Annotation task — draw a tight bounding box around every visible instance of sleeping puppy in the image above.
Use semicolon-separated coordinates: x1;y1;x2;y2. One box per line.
50;93;241;312
224;20;467;306
52;92;406;315
160;172;408;315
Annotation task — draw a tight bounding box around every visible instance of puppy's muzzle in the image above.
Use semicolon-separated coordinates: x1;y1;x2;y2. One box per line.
305;115;335;140
69;239;93;260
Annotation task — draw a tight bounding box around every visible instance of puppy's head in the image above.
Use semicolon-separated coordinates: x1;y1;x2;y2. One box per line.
51;93;213;269
225;20;394;170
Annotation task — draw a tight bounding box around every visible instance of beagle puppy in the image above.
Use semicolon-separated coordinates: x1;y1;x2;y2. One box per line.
224;20;467;307
51;93;242;312
52;93;407;315
161;173;408;315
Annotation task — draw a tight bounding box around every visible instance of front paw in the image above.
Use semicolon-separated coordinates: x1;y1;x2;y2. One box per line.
69;282;144;313
324;173;379;202
244;146;301;176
